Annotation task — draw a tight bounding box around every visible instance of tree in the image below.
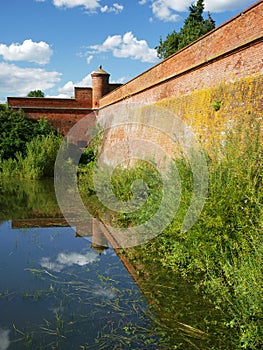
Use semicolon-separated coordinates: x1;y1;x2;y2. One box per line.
156;0;215;59
27;90;45;97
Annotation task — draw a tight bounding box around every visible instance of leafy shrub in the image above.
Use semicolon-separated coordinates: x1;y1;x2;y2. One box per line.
0;108;58;160
0;134;62;179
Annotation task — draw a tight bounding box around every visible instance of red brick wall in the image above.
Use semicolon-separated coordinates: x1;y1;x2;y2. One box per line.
97;1;263;165
23;108;95;135
99;0;263;108
7;88;94;135
75;87;92;104
8;96;91;109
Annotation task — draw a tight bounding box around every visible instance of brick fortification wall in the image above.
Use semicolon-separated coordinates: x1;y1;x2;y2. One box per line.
8;74;122;135
99;1;263;108
97;0;263;161
7;1;263;142
8;87;94;135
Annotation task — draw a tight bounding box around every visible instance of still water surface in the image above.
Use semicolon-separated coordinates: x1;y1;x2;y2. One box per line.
0;179;226;349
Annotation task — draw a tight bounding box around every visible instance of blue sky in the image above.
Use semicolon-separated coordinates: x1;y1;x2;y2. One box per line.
0;0;256;103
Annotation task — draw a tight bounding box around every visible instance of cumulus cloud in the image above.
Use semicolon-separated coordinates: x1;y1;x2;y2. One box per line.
53;0;100;12
88;31;158;63
86;55;93;64
0;328;10;350
140;0;254;21
52;0;124;14
204;0;254;13
101;3;123;14
140;0;190;21
55;73;92;97
40;251;99;272
57;81;75;96
0;39;53;65
0;62;61;96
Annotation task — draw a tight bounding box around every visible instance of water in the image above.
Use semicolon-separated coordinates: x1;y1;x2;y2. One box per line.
0;179;227;349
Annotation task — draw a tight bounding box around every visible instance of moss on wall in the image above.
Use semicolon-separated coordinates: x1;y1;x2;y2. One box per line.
155;74;263;153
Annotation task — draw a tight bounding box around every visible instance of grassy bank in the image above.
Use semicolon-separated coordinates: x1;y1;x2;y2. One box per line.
79;113;262;349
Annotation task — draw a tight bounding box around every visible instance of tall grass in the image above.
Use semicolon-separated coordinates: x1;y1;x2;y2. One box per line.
126;114;262;349
0;134;62;179
78;113;262;349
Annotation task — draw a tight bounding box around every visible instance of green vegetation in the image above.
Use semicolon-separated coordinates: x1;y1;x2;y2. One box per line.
211;99;223;111
0;108;61;179
78;113;262;349
0;178;61;221
27;90;45;97
156;0;215;59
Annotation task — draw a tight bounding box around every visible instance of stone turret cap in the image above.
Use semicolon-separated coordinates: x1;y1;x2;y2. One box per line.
92;65;110;76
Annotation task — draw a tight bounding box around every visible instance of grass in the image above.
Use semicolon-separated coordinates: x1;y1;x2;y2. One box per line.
78;112;262;349
0;134;62;179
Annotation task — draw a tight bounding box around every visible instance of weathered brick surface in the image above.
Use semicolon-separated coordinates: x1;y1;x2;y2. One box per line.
97;1;263;164
99;0;263;108
22;108;95;135
7;72;121;134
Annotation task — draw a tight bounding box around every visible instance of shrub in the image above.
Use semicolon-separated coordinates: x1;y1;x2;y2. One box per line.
0;108;58;160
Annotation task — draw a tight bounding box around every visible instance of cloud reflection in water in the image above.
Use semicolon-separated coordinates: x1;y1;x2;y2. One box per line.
0;328;10;350
40;251;99;272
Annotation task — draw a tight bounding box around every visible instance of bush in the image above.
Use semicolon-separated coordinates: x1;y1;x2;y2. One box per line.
0;108;58;160
0;134;62;179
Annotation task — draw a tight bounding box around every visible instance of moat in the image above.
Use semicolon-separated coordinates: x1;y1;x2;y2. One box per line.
0;178;230;349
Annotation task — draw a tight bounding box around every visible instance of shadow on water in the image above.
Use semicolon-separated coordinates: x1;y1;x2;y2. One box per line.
0;179;229;349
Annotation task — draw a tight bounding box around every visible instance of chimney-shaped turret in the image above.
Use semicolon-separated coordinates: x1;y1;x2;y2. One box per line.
91;66;110;108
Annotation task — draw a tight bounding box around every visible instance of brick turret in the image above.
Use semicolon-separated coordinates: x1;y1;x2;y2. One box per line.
91;66;110;108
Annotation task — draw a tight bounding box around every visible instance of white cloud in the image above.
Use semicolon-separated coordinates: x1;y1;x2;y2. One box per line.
89;31;158;63
204;0;254;13
53;0;100;12
0;62;61;96
140;0;190;22
54;81;75;97
101;3;123;14
151;1;180;21
140;0;254;21
93;286;116;299
0;328;10;350
52;0;124;14
86;55;93;64
40;251;99;272
77;74;92;86
0;39;53;65
56;73;92;97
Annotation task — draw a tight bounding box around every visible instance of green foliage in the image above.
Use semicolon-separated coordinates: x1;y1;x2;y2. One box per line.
0;108;61;179
0;103;8;111
156;0;215;59
0;134;62;179
0;178;60;220
123;114;262;349
79;113;262;349
211;99;223;111
0;108;58;160
27;90;45;97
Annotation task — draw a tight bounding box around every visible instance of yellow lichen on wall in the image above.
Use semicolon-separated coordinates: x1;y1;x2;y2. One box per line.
154;74;263;154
